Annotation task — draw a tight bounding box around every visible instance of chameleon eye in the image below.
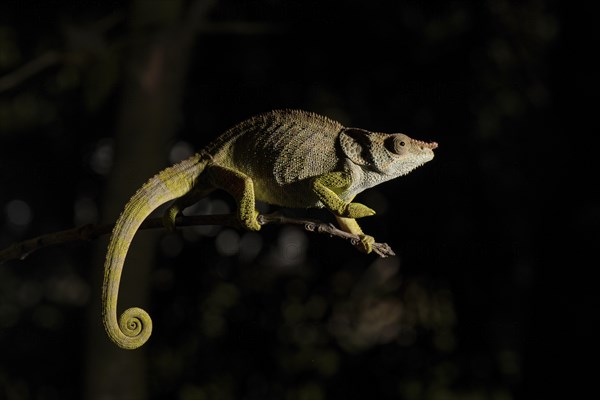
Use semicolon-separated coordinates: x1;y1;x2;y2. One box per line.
386;136;407;155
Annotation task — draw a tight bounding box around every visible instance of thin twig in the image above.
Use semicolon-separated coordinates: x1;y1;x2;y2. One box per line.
0;51;63;93
257;214;395;257
0;212;395;263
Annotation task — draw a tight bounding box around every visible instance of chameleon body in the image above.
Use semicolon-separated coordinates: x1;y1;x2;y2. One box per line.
102;109;437;349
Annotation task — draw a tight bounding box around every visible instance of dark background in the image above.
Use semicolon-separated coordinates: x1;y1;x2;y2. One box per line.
0;1;596;399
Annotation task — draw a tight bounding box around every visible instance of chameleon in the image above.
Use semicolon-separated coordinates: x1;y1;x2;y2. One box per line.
102;109;437;349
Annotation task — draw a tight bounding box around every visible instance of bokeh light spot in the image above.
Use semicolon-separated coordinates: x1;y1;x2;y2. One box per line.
5;199;33;227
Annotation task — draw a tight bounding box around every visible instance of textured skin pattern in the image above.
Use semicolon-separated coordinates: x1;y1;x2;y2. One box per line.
210;110;345;208
102;109;437;349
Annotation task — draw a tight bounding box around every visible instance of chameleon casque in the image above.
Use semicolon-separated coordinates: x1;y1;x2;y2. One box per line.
103;109;437;349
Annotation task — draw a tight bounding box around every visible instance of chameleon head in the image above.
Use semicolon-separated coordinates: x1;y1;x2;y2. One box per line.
339;128;437;178
383;133;438;176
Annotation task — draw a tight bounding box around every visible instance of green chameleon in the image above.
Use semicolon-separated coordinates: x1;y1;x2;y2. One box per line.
103;109;437;349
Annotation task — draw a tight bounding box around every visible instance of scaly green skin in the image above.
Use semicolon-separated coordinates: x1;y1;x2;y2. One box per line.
103;109;437;349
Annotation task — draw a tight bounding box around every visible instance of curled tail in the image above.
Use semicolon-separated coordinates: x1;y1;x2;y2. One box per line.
102;153;207;349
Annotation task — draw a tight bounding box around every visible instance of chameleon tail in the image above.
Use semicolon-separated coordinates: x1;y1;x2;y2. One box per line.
102;153;207;349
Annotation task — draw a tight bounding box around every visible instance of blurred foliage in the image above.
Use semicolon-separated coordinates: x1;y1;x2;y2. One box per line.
0;0;566;399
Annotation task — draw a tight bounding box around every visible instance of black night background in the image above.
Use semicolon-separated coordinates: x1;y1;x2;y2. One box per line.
0;1;596;399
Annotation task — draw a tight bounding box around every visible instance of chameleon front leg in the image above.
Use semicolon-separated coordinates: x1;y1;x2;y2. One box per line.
311;172;375;219
204;164;261;231
311;172;375;253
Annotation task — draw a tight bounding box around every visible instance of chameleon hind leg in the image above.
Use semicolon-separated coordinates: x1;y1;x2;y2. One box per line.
311;172;375;253
204;164;261;231
163;185;215;231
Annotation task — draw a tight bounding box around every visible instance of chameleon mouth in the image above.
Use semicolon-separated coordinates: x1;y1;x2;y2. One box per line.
411;138;438;150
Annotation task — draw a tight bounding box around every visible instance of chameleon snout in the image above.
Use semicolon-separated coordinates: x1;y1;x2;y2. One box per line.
411;138;438;150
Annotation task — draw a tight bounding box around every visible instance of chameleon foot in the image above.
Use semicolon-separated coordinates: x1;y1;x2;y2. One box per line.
240;208;261;231
162;204;180;232
354;234;375;254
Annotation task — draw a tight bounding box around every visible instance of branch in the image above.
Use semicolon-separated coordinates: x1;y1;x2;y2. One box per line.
257;214;395;258
0;213;395;264
0;51;63;93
